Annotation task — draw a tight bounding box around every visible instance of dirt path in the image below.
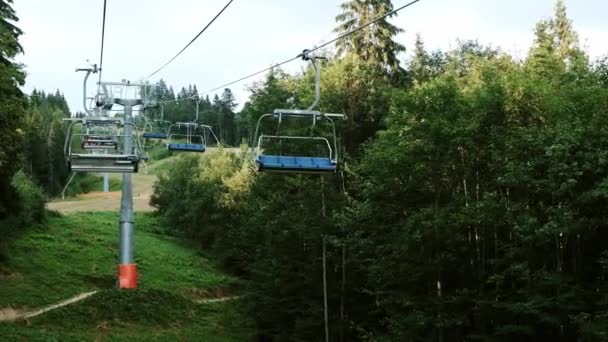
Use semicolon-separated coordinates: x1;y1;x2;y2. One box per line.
0;292;239;322
47;173;157;214
47;150;243;215
196;296;240;304
0;291;98;322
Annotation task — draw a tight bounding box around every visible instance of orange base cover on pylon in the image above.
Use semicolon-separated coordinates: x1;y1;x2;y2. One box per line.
118;264;138;289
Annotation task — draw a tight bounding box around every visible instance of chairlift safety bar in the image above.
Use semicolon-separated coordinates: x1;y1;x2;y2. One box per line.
273;109;347;119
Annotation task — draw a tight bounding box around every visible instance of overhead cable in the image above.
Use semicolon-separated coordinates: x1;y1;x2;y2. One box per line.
201;0;421;95
97;0;108;91
145;0;236;79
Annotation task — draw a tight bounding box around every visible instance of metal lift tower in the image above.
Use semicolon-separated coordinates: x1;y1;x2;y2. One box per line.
68;71;153;289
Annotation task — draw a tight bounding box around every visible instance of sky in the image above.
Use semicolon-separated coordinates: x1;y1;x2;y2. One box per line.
12;0;608;114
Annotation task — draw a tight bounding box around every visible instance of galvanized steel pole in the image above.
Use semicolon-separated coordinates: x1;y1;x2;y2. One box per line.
117;100;138;289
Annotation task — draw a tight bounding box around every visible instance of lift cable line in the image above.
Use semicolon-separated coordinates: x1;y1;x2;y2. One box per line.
144;0;236;79
158;0;422;104
309;0;420;53
202;55;301;96
97;0;108;90
157;0;421;104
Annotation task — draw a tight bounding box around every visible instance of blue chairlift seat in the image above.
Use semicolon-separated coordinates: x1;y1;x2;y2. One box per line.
167;143;205;152
143;132;168;139
255;155;337;173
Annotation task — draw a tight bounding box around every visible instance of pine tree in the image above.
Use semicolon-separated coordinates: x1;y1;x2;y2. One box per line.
220;88;237;111
526;0;587;76
155;79;171;101
527;20;563;75
0;0;26;218
552;0;578;61
409;34;430;83
334;0;405;73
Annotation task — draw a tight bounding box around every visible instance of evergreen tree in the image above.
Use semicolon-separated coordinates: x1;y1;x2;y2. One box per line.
552;0;578;62
527;20;561;75
0;0;26;218
219;88;237;145
334;0;405;73
409;34;430;83
526;0;587;76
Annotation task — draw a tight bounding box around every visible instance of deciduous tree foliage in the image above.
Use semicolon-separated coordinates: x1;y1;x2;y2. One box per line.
152;1;608;341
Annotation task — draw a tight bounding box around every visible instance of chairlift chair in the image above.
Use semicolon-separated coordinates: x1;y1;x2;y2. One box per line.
254;111;340;174
166;122;219;153
142;120;170;140
165;97;220;152
252;50;346;174
64;119;144;173
142;104;170;140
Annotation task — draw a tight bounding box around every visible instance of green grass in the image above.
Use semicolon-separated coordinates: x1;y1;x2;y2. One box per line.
64;174;122;198
0;298;250;341
0;212;233;307
146;155;182;175
0;212;250;340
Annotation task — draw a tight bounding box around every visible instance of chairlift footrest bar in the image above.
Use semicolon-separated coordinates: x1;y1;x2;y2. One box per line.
143;133;168;139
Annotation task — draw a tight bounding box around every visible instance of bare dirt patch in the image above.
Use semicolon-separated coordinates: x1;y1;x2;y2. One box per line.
47;173;157;214
0;307;28;322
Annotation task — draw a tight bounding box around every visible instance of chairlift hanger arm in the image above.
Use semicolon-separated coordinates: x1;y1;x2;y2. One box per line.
194;97;200;123
76;65;99;116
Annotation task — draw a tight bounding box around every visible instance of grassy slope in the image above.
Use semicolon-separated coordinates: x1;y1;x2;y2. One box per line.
0;212;250;341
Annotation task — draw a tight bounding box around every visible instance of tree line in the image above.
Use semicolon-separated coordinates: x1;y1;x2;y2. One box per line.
146;80;240;146
0;1;105;255
152;0;608;341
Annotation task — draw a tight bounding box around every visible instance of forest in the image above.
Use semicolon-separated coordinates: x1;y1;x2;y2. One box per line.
2;0;608;340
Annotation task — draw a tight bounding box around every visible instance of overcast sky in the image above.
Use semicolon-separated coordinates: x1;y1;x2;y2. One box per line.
12;0;607;114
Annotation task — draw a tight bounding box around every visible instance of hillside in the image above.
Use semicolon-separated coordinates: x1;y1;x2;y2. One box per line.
0;211;251;340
